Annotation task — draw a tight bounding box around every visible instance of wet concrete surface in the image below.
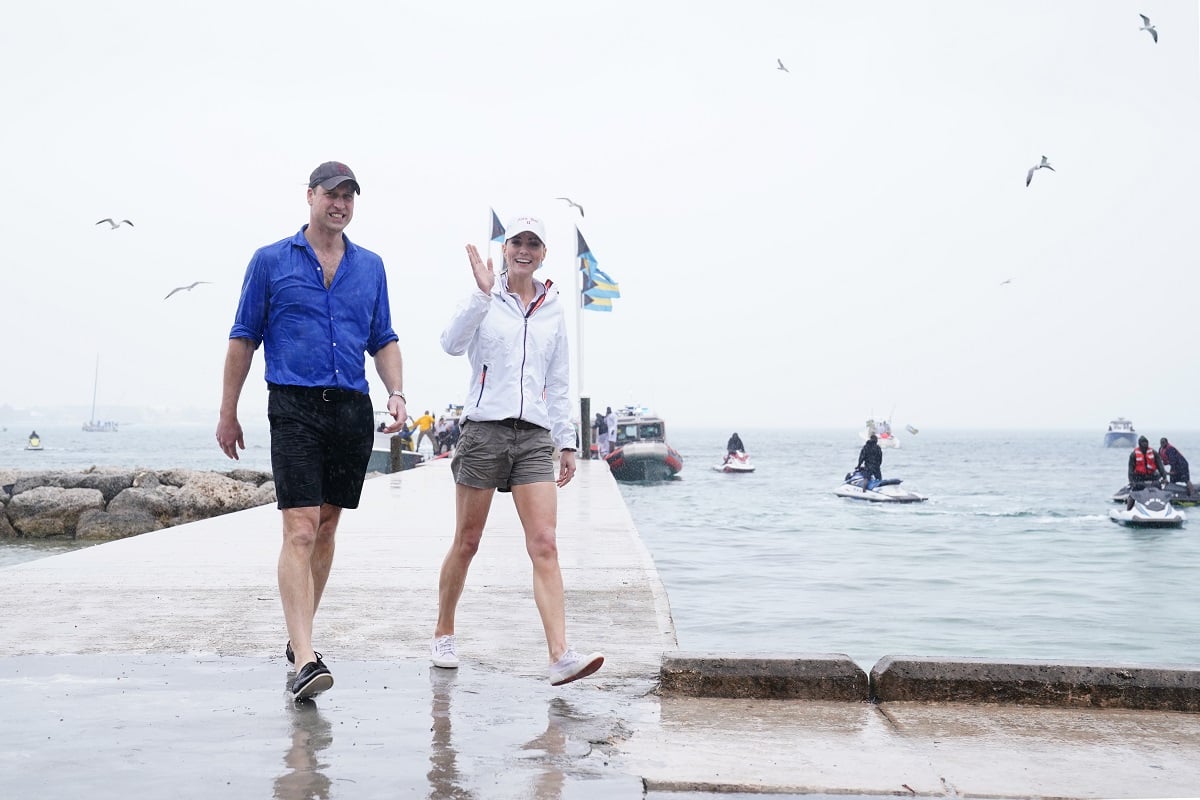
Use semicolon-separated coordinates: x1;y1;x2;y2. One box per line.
3;654;651;799
4;461;1200;798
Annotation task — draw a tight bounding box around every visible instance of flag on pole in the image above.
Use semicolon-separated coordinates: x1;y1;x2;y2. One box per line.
490;208;505;243
577;228;619;312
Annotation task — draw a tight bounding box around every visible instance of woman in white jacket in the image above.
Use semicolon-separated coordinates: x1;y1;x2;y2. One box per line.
430;215;603;687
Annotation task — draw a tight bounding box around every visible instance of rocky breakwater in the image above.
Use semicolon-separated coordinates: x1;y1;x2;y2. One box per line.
0;467;277;541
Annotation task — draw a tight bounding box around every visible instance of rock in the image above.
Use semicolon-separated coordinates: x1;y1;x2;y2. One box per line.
108;485;180;525
76;508;165;541
0;468;276;542
63;470;134;504
173;472;263;523
132;470;161;489
225;468;273;486
250;481;277;507
7;486;105;538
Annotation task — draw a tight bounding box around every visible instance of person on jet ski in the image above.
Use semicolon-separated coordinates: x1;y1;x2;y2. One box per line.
1128;436;1167;490
857;433;883;489
1159;437;1192;495
725;432;745;462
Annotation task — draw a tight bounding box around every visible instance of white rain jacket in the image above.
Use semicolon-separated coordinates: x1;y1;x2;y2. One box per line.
441;276;575;451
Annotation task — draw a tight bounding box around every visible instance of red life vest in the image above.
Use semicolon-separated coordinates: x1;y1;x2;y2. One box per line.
1133;448;1159;476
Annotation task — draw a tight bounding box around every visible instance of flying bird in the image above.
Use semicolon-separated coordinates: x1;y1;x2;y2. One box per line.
1000;278;1013;286
1139;14;1158;43
776;58;789;73
96;218;134;229
164;281;212;300
1025;155;1055;187
555;196;585;217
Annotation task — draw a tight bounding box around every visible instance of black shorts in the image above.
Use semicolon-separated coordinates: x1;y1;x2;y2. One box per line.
267;385;375;510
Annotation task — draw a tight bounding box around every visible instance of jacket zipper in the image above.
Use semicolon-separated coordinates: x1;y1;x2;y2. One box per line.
476;364;488;406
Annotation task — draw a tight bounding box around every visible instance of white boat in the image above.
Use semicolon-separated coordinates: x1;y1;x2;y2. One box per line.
835;469;926;503
860;418;900;448
1103;417;1137;448
713;451;755;473
82;355;118;433
604;405;683;482
1109;486;1185;528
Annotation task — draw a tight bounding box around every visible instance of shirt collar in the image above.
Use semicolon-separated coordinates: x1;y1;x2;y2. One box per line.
293;225;357;259
499;271;546;301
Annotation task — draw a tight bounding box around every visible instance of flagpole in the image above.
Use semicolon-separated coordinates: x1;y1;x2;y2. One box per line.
575;231;585;400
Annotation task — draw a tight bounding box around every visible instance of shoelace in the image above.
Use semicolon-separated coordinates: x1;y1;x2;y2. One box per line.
435;637;456;655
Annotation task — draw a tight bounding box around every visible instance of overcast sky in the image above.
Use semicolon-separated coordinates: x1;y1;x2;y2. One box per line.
2;0;1197;431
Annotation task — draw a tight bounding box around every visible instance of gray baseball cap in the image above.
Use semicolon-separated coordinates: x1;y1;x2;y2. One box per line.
308;161;360;194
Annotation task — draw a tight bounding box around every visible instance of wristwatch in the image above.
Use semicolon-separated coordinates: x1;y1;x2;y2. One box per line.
389;390;407;402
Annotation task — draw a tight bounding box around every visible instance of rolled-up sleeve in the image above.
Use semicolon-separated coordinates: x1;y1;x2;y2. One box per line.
229;250;270;345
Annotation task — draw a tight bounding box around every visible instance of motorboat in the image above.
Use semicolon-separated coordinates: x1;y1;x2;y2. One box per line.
1103;417;1137;448
1109;485;1186;528
834;468;926;503
860;418;900;448
25;432;44;451
1112;482;1200;508
713;451;755;473
604;405;683;482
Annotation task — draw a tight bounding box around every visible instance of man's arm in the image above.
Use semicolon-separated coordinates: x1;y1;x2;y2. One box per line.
373;340;407;433
217;338;256;460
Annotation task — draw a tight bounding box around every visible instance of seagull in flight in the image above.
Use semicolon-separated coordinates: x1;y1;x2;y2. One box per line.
1025;155;1055;187
164;281;212;300
1000;278;1013;286
555;197;585;217
776;58;789;73
96;218;134;229
1139;14;1158;43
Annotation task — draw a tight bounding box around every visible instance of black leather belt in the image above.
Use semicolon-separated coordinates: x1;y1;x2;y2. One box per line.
268;383;364;402
483;418;544;431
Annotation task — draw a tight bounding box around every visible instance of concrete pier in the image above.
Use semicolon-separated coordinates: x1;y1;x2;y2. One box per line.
2;459;1199;798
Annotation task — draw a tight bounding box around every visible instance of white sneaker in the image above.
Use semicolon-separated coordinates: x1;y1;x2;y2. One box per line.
431;635;459;669
549;648;604;686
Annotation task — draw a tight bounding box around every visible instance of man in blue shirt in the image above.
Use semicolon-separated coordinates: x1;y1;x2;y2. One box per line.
215;161;408;700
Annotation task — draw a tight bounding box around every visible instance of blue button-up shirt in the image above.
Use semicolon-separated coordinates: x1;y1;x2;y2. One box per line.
229;227;398;394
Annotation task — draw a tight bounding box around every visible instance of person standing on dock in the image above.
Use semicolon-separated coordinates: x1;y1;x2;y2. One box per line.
605;406;618;455
215;161;407;701
432;214;603;686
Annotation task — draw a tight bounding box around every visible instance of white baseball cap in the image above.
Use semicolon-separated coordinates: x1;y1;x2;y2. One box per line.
503;215;546;243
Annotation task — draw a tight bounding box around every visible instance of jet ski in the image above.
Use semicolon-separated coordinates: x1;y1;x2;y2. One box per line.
1109;485;1186;528
713;451;755;473
1112;482;1200;507
834;468;926;503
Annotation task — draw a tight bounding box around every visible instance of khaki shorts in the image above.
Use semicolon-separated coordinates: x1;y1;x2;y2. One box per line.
451;420;554;492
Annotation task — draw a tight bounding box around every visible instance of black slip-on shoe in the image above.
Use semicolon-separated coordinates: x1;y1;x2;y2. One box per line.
285;640;323;665
290;661;333;700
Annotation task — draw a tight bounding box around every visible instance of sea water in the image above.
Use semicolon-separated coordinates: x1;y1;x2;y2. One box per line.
3;423;1198;669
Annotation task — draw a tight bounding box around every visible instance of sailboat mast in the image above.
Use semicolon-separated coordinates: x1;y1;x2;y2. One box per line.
90;355;99;423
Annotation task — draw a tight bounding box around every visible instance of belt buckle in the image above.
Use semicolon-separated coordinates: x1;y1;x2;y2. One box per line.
321;388;336;402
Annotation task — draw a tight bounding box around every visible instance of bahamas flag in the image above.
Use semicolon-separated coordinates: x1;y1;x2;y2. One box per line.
577;228;620;312
490;208;505;243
